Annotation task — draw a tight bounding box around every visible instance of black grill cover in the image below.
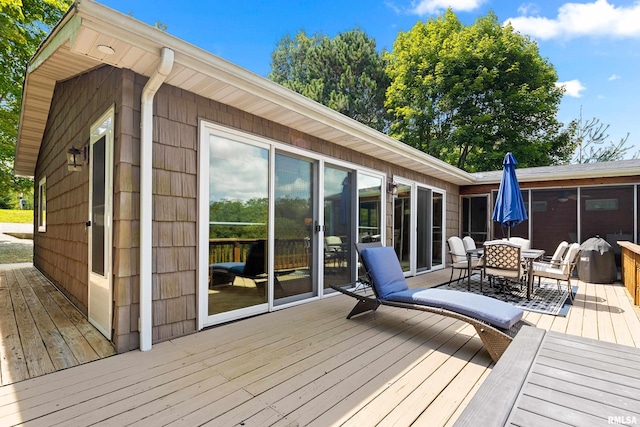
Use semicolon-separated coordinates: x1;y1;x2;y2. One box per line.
578;237;617;284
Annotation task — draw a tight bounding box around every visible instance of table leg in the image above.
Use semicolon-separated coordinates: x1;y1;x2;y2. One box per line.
527;259;534;300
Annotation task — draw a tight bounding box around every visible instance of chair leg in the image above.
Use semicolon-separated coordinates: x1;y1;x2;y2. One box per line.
567;279;574;301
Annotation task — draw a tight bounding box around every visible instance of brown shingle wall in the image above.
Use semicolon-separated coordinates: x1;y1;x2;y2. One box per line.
34;66;121;318
36;65;459;353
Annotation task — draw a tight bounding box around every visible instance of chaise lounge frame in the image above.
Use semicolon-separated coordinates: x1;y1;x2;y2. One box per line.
330;243;530;362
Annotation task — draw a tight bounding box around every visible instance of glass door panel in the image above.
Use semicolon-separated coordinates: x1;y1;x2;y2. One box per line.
208;137;269;316
394;183;412;272
274;153;316;305
416;187;432;271
431;191;443;267
463;196;489;244
324;166;354;290
358;173;382;243
88;110;113;340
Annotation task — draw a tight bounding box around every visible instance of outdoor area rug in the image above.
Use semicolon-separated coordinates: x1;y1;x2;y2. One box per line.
439;274;573;316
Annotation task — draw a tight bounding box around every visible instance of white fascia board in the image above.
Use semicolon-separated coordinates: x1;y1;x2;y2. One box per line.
76;0;476;186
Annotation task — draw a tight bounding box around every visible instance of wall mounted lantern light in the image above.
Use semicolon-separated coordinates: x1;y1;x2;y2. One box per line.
387;181;398;198
67;146;84;172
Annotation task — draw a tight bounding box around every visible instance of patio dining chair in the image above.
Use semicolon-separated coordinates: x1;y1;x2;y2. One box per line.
448;236;477;284
463;236;484;280
482;241;525;295
532;242;580;300
508;237;531;250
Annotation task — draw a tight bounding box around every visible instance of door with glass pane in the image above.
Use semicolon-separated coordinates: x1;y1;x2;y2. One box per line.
358;173;382;243
274;153;317;306
323;166;355;290
88;110;113;339
207;136;269;320
393;183;445;274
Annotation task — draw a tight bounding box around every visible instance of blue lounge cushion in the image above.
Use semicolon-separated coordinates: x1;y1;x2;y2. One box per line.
210;262;246;275
385;288;524;330
360;246;409;298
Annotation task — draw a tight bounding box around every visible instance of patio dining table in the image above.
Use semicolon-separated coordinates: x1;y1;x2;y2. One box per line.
466;247;545;300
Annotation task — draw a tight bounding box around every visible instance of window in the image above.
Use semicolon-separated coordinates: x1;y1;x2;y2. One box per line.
38;177;46;232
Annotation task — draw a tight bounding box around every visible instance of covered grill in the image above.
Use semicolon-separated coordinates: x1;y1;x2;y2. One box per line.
577;237;617;284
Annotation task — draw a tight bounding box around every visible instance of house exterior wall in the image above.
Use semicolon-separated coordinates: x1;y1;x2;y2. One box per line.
34;65;122;317
34;65;460;354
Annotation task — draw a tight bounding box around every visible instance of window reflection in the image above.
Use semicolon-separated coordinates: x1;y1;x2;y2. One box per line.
324;166;354;289
358;173;382;243
208;137;269;315
394;183;411;271
274;153;316;305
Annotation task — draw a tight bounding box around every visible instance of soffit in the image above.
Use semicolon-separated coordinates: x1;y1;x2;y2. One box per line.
15;1;474;185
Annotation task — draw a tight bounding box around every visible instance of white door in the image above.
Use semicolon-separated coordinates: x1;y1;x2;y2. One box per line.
88;109;114;339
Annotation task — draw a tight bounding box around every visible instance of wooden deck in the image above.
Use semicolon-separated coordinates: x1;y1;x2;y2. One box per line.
0;266;639;426
0;266;115;386
455;326;640;426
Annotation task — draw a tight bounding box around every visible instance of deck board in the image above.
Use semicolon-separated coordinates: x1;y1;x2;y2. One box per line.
1;265;640;426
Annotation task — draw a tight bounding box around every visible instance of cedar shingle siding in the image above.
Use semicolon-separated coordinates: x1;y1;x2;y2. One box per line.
35;65;459;353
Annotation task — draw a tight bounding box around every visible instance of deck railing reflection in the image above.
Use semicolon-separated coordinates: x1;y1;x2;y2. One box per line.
209;238;310;270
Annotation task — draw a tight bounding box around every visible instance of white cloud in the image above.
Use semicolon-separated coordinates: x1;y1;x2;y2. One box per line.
410;0;486;15
608;74;621;81
517;3;540;16
505;0;640;40
555;79;586;97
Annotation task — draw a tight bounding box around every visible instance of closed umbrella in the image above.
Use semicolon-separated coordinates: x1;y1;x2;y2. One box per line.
492;152;528;239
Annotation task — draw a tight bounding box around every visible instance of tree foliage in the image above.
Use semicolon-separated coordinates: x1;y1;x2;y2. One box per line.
269;28;389;132
568;110;637;163
385;9;573;172
0;0;72;206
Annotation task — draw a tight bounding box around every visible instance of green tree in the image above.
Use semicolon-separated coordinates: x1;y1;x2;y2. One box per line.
385;9;573;172
269;28;389;132
569;109;637;163
0;0;71;207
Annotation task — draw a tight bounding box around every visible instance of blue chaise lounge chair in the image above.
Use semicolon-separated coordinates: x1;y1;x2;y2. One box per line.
331;245;529;362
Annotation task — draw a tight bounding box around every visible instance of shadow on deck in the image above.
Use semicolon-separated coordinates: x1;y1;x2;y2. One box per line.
0;265;638;426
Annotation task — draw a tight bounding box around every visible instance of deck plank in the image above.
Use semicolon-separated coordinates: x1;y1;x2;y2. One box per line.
377;338;483;426
6;270;55;378
17;278;79;370
0;286;28;385
412;346;493;426
1;267;640;427
276;319;468;426
595;278;618;343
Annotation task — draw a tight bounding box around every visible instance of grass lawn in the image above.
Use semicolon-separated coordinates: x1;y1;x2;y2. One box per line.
0;243;32;263
0;209;34;264
0;209;34;223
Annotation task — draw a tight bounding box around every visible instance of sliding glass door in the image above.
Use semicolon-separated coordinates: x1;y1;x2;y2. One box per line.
323;166;355;290
201;123;386;327
393;181;445;275
207;136;269;321
273;152;317;306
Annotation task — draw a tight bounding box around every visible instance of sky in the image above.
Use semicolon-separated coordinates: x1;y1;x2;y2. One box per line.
100;0;640;158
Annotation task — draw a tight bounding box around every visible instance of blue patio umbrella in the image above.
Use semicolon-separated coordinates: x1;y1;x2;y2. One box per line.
492;152;528;239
